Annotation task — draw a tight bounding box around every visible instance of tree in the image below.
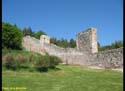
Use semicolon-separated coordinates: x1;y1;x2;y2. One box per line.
33;30;46;39
69;38;76;48
62;39;68;48
22;27;34;36
2;22;23;49
98;42;101;51
50;37;57;45
56;38;68;48
98;40;123;51
14;24;17;27
111;40;123;48
51;38;77;48
97;42;100;48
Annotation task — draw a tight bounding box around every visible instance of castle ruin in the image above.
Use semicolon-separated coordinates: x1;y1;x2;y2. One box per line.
76;28;98;53
22;28;123;70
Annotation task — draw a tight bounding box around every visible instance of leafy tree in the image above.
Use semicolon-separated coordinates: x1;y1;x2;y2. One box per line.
33;30;46;39
22;27;34;36
62;39;69;48
56;38;68;48
98;40;123;51
69;38;76;48
51;38;76;48
111;40;123;48
14;24;17;27
50;37;57;45
97;42;100;48
98;42;101;51
2;22;23;49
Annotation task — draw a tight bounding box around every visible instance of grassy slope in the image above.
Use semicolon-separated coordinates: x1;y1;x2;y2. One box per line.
2;64;123;91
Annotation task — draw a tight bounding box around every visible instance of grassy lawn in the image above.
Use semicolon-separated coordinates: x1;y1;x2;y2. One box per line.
2;64;123;91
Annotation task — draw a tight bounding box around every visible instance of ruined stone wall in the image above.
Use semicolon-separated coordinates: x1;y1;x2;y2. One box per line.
22;36;46;55
22;36;90;66
22;28;123;70
40;35;50;45
76;28;98;53
89;47;123;69
91;28;98;53
42;43;90;66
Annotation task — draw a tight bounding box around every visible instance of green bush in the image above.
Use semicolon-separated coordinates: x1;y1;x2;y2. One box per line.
2;53;29;70
49;56;62;68
2;48;8;55
34;55;50;72
2;54;15;70
34;55;62;72
15;54;30;69
2;50;62;72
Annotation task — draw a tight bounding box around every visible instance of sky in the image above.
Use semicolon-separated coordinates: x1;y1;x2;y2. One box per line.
2;0;123;46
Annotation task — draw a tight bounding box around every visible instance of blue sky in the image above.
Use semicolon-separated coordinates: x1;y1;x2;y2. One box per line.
2;0;123;46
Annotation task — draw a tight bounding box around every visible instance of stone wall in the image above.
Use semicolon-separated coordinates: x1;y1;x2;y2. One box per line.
39;43;90;66
22;28;123;70
22;36;46;55
76;28;98;53
40;35;50;45
22;36;90;66
89;47;123;69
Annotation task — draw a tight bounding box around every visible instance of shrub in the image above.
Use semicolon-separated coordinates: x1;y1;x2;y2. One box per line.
34;55;50;72
28;67;35;72
15;54;27;62
2;50;62;72
2;48;10;56
2;53;28;70
34;55;62;72
28;54;37;62
2;54;17;70
15;54;30;69
49;56;62;68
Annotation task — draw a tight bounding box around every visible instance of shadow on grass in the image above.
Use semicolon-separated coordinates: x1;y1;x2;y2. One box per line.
36;67;61;72
3;65;62;73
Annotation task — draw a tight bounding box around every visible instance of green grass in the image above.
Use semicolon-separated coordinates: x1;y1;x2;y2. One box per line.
2;64;123;91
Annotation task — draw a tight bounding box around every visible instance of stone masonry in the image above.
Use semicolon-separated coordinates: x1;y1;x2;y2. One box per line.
76;28;98;53
40;35;50;45
22;28;123;70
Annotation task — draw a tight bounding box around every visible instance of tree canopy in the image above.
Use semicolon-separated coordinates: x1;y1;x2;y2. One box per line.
50;38;76;48
33;30;47;39
22;27;34;37
2;22;23;49
98;40;123;51
69;38;76;48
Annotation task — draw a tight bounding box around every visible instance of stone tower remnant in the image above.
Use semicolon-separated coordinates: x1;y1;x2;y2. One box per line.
76;28;98;53
40;35;50;45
